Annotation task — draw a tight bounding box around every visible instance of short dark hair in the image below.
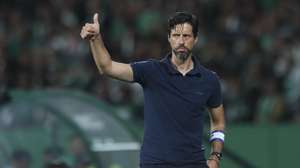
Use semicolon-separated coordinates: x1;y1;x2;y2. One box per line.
168;11;199;37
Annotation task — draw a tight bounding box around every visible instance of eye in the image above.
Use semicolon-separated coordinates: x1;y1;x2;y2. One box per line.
183;34;191;38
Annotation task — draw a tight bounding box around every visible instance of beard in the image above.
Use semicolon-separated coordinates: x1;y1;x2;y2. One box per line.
173;46;192;62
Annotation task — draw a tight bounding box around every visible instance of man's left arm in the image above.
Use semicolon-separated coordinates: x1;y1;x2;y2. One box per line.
207;104;225;167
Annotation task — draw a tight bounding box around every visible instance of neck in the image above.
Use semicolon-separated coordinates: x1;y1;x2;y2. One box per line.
171;53;194;75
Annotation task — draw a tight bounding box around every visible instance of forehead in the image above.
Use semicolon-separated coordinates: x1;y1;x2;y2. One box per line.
170;23;193;34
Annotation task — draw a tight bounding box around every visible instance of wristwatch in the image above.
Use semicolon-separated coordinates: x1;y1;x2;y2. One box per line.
210;152;223;161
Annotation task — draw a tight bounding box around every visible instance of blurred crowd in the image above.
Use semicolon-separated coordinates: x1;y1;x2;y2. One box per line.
3;134;94;168
1;0;300;123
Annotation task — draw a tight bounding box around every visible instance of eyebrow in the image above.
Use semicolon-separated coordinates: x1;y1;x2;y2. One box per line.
171;32;192;35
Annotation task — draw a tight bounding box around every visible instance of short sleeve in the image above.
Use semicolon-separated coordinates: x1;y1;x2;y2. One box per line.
207;72;223;108
130;60;154;85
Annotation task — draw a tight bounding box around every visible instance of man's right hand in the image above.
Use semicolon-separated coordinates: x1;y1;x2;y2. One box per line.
80;13;100;40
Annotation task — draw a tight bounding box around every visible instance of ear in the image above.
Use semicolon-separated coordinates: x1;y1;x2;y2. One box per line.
194;36;198;44
168;34;171;43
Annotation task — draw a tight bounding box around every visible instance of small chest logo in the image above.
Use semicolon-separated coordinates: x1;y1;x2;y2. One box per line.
195;91;204;95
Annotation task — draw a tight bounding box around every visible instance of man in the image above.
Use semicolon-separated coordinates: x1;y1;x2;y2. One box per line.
80;11;225;168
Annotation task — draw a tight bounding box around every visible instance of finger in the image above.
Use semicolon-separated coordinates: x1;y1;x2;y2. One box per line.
81;28;90;38
83;25;92;33
86;26;96;33
81;29;97;39
80;30;87;39
93;13;99;24
81;28;86;37
85;23;93;27
80;32;85;39
80;28;84;38
84;24;95;31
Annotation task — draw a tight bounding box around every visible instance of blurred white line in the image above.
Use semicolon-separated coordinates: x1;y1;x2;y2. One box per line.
92;142;140;152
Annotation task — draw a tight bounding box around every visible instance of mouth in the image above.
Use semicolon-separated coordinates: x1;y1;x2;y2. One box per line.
176;47;187;52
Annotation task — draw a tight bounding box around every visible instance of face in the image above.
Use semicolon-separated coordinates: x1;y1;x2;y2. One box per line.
168;23;198;61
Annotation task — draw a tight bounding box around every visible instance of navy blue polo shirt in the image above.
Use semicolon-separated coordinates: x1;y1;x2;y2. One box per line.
130;54;222;166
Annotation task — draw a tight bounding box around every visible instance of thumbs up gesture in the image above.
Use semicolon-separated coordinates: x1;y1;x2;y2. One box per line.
80;13;100;40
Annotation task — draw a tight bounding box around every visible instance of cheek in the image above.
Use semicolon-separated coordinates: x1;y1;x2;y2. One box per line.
169;40;177;47
186;40;195;48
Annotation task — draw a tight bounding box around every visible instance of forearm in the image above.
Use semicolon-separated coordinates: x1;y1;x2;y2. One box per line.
210;122;225;132
208;105;225;164
209;104;225;133
89;35;112;75
210;138;223;153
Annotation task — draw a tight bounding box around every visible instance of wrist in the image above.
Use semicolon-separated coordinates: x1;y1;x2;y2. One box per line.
209;151;222;161
89;34;101;41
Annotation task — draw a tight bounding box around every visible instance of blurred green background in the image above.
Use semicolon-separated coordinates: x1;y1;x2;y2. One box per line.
1;90;299;168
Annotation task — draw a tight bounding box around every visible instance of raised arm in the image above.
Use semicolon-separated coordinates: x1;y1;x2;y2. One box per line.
80;13;134;82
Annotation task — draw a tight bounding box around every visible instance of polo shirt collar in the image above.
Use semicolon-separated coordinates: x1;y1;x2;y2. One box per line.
161;53;202;76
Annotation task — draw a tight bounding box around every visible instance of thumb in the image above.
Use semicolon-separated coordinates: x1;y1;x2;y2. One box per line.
93;13;99;24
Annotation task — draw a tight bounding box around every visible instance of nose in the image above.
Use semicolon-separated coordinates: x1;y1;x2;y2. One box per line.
178;35;184;44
